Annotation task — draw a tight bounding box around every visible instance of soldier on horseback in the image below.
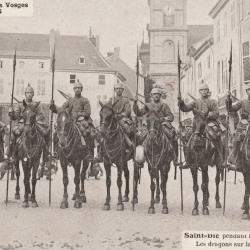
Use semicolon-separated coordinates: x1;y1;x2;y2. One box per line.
227;84;250;169
107;82;133;152
8;84;49;163
50;80;94;161
133;87;178;165
178;83;222;167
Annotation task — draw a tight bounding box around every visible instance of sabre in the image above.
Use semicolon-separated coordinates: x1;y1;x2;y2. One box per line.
5;42;17;206
223;41;232;215
49;39;56;206
177;42;184;214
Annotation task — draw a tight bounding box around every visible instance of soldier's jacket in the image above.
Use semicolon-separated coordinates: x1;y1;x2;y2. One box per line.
108;96;131;119
229;99;250;119
62;96;91;121
134;102;174;122
180;97;219;121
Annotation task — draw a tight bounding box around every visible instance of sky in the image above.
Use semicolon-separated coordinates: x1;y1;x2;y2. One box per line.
0;0;218;67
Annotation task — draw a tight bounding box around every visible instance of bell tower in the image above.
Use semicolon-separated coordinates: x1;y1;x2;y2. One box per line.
147;0;188;117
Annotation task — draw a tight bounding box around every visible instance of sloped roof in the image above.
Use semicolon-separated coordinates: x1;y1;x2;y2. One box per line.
0;32;114;72
106;55;136;98
187;25;213;49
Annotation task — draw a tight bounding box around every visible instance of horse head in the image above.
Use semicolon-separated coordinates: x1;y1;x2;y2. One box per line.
99;101;117;135
146;109;162;141
56;107;73;146
22;100;40;137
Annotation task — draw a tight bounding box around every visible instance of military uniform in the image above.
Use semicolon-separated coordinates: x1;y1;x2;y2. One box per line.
134;87;178;163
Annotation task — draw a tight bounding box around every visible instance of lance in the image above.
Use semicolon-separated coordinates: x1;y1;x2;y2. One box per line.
5;43;17;206
57;89;71;100
223;41;232;215
49;39;56;206
132;44;140;211
177;42;184;214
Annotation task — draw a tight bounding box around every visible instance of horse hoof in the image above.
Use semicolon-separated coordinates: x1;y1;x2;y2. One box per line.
122;196;129;202
31;201;39;208
15;194;20;200
74;201;82;209
80;195;87;203
103;203;110;211
28;195;32;202
148;207;155;214
22;201;29;208
242;213;250;220
117;203;124;211
162;207;169;214
216;201;222;209
60;201;69;209
155;196;160;204
192;208;199;216
131;198;138;204
72;194;76;200
203;207;209;215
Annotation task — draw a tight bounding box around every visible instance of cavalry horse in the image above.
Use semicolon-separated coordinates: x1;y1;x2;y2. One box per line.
143;109;174;214
56;108;90;209
15;101;44;207
99;101;132;211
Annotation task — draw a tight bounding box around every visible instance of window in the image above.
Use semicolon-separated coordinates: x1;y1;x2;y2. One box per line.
0;79;3;94
216;20;221;43
223;12;227;36
231;2;236;30
70;74;76;84
207;55;211;69
243;41;250;84
163;14;174;27
98;75;105;85
162;40;175;62
198;62;202;79
79;56;85;64
39;62;45;69
37;79;45;96
19;61;24;69
217;61;221;93
16;79;24;95
0;60;3;69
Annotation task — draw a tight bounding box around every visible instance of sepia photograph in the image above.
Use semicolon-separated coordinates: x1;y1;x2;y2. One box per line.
0;0;250;249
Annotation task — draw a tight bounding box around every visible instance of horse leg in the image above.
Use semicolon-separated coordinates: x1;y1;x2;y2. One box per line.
148;175;156;214
22;162;29;208
73;160;82;209
215;164;222;208
202;166;209;215
60;159;69;209
155;172;160;204
242;171;250;220
15;160;20;200
103;160;111;210
30;162;39;208
191;167;199;215
132;162;140;204
241;172;247;210
161;165;170;214
80;161;88;203
122;162;129;202
116;166;124;211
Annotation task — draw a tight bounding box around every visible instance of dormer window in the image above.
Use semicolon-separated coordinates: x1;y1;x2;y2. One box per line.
0;60;3;69
79;56;85;64
39;62;45;69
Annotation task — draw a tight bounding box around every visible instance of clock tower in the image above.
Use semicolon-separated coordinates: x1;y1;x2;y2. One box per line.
147;0;188;118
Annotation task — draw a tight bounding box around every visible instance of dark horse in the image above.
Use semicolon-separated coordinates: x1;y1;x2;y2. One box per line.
56;108;90;209
99;101;132;211
143;110;174;214
15;101;44;207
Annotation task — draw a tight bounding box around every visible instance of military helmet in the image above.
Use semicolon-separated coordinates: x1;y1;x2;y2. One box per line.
114;82;125;89
74;79;83;89
25;83;34;93
150;87;162;95
199;83;209;91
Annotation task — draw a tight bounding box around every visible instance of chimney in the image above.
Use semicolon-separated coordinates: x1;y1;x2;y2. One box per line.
114;47;120;57
89;28;100;51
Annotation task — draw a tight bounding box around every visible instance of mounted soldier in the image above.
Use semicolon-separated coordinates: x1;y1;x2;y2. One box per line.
178;83;222;167
8;84;49;162
107;82;133;151
133;87;178;165
50;80;94;160
226;84;250;169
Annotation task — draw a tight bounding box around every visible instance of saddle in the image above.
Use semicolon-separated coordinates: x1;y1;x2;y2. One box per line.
162;121;176;139
206;122;221;141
